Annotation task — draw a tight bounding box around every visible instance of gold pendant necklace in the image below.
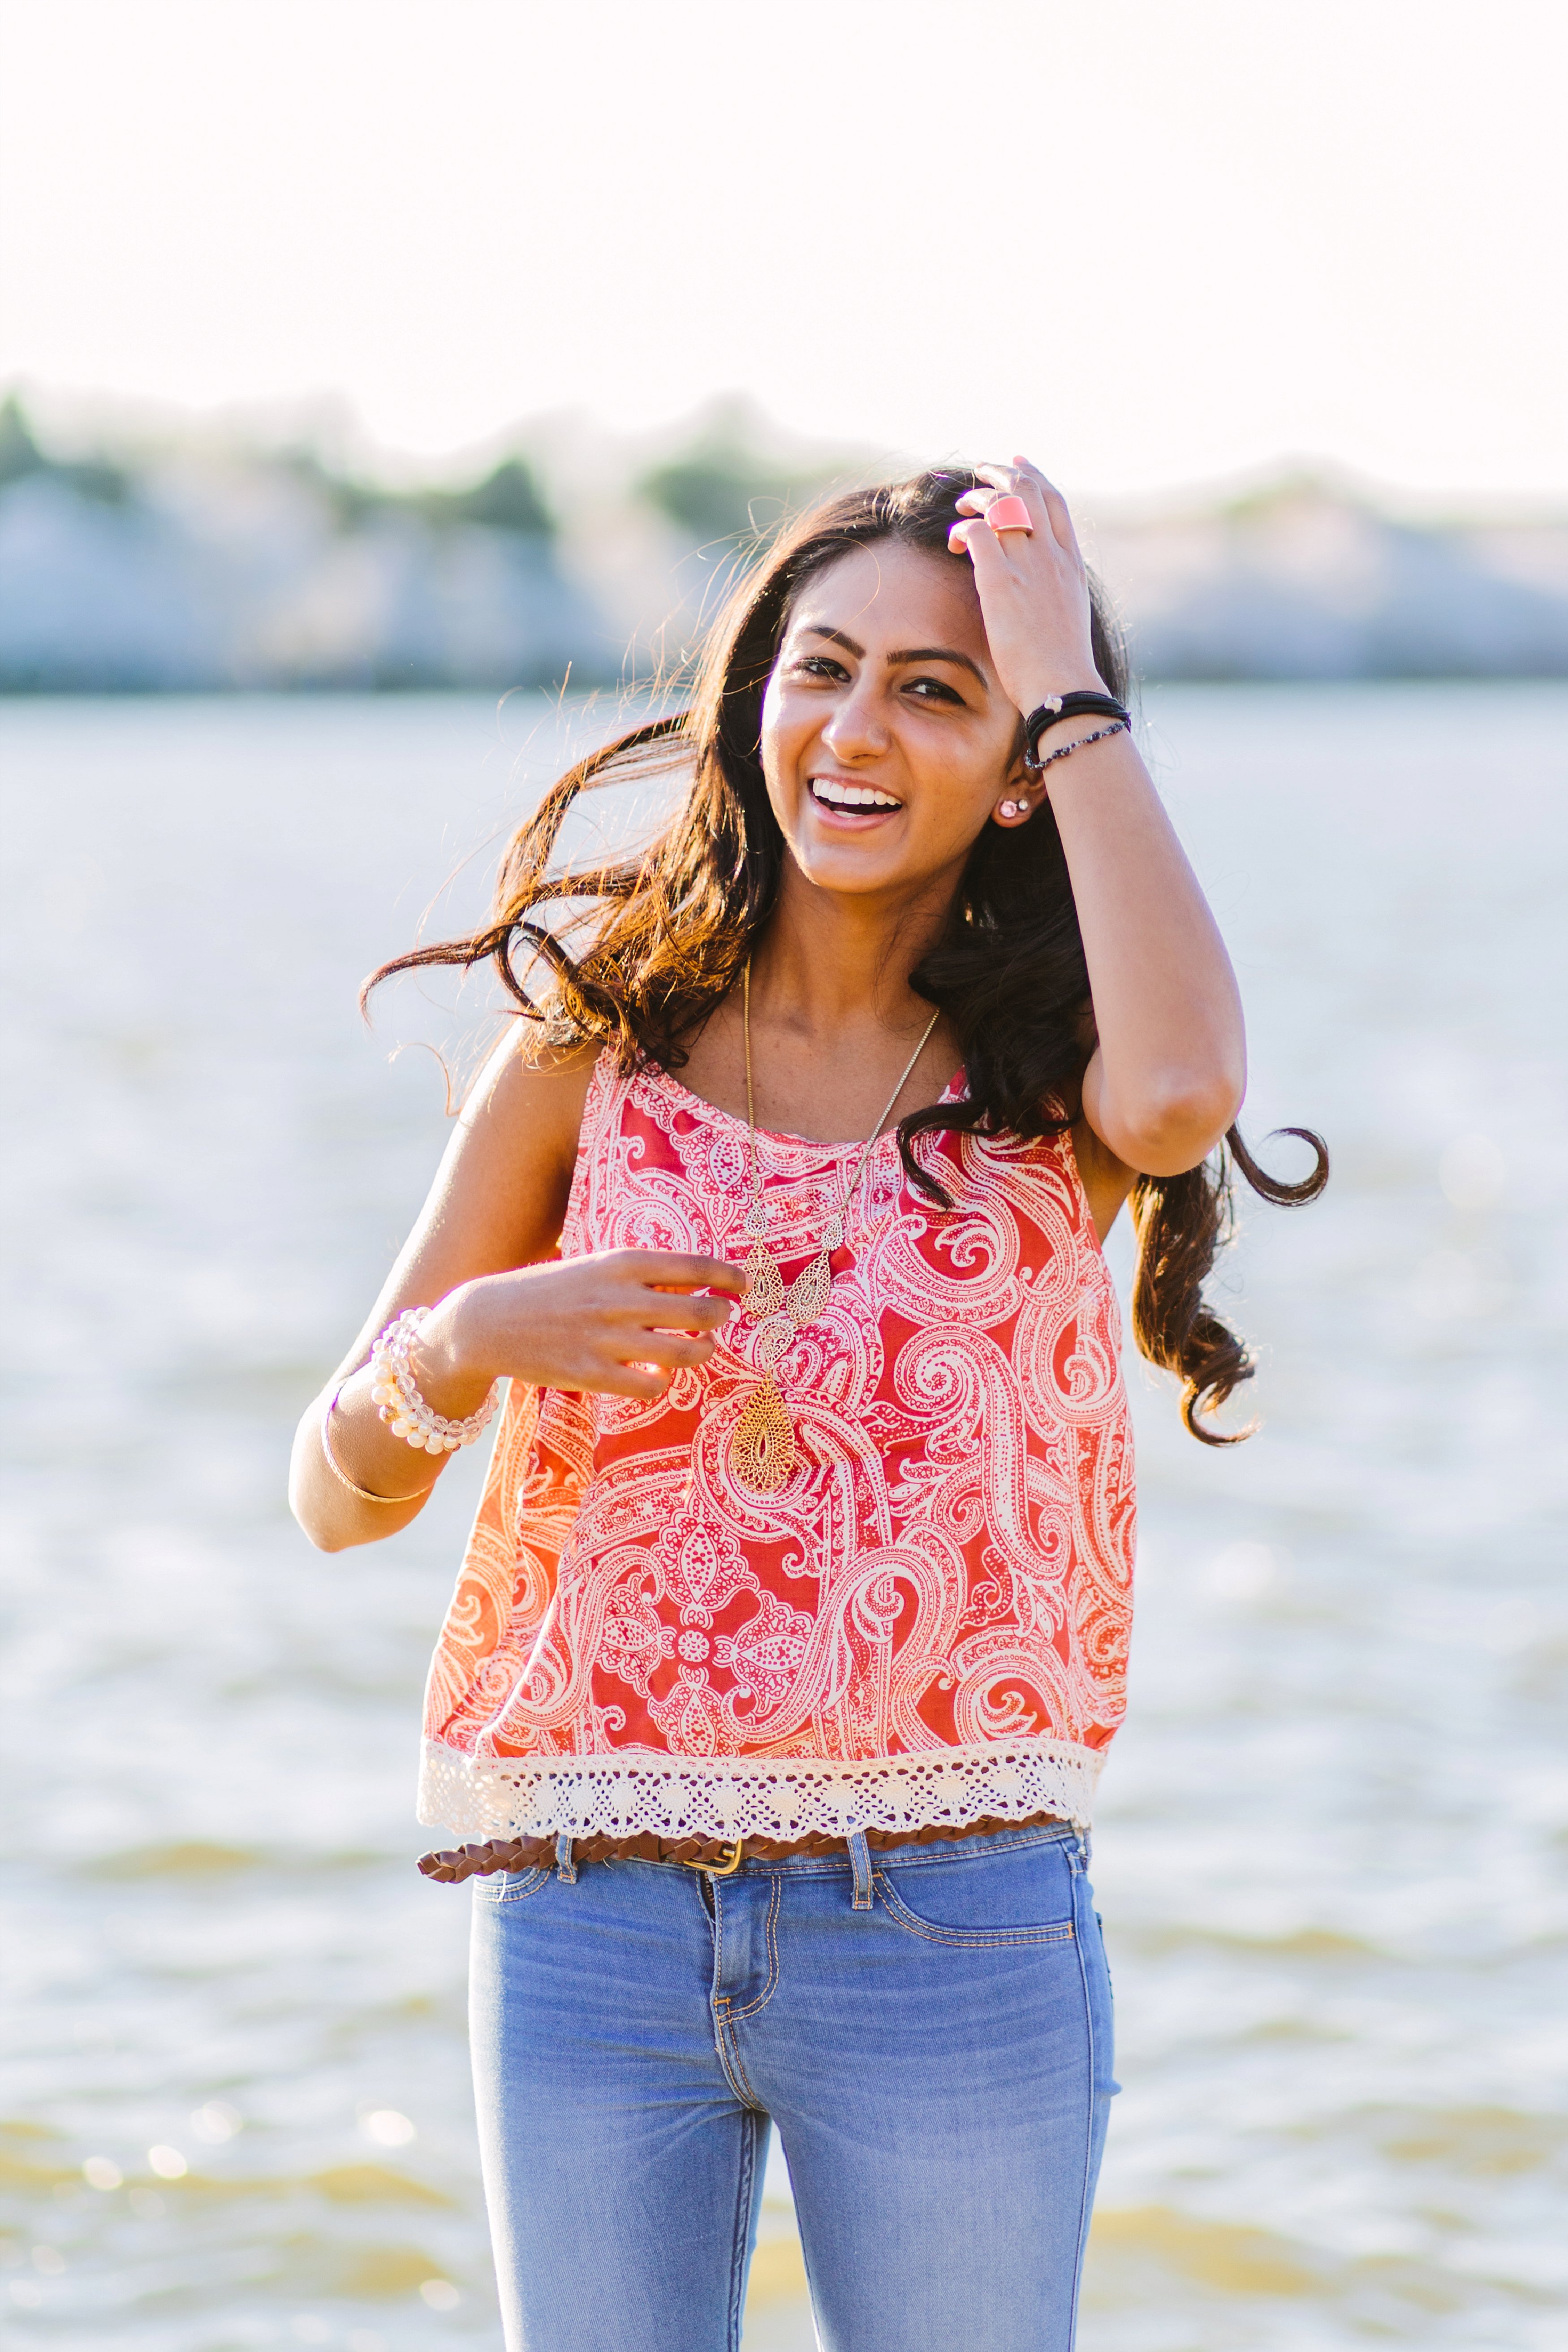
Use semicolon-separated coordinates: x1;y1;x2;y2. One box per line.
728;963;940;1496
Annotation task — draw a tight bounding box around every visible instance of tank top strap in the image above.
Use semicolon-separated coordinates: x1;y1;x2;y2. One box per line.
558;1047;630;1261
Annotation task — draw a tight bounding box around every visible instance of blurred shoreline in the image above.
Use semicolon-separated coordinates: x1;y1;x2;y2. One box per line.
4;392;1568;694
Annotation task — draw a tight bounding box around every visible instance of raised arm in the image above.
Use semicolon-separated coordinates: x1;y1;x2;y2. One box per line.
289;1033;743;1553
952;459;1247;1188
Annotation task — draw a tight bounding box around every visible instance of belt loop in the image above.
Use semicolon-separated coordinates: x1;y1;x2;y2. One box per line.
848;1830;874;1910
555;1830;578;1884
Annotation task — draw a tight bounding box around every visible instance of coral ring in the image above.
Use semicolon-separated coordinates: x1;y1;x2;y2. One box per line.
984;494;1034;535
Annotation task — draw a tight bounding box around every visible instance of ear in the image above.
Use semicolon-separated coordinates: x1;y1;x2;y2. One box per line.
992;750;1037;827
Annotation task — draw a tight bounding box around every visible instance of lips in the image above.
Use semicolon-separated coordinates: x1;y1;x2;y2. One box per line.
807;775;902;820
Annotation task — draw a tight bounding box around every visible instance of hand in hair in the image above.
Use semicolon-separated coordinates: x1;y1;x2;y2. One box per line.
948;458;1106;712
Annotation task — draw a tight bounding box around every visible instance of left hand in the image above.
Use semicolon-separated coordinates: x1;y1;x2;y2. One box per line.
948;457;1106;715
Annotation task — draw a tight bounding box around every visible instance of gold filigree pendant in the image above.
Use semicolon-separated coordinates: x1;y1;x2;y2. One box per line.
731;1226;836;1491
784;1247;832;1327
729;1372;797;1494
741;1241;784;1321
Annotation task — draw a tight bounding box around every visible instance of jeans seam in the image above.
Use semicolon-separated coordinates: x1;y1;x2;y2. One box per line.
730;1874;781;2021
717;2013;766;2109
725;2104;758;2352
1067;1842;1096;2350
873;1874;1077;1946
709;1885;765;2107
476;1867;551;1906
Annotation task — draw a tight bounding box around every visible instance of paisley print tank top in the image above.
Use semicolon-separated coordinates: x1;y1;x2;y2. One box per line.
417;1051;1135;1848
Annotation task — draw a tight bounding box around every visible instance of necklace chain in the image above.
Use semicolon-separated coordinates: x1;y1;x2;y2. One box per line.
741;962;940;1242
728;962;940;1495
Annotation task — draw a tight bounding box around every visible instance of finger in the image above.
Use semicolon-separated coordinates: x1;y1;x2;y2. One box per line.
956;474;1027;515
948;508;1012;582
649;1291;738;1333
635;1300;737;1340
1011;455;1081;559
971;461;1027;492
607;1302;723;1346
952;483;1042;562
955;488;1034;545
596;1364;674;1399
627;1328;719;1362
972;461;1050;520
642;1287;741;1312
619;1251;747;1295
949;511;1011;561
627;1331;719;1370
971;460;1052;536
974;458;1077;560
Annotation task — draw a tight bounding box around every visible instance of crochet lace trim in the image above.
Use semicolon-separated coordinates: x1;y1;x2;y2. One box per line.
417;1736;1104;1843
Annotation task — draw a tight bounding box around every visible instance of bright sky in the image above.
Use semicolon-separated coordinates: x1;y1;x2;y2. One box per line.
2;0;1565;499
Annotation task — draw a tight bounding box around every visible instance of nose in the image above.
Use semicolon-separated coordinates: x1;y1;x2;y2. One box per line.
820;678;889;762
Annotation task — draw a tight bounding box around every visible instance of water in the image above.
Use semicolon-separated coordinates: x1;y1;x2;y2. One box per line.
1;686;1564;2350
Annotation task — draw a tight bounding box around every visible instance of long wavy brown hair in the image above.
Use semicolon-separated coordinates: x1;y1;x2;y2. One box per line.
370;467;1327;1441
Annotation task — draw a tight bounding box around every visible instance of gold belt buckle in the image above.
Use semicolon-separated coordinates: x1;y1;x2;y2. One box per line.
684;1839;745;1877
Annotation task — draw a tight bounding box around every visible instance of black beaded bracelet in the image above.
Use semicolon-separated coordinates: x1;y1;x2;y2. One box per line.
1021;691;1132;775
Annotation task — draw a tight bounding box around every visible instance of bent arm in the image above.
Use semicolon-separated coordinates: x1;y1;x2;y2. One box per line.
952;458;1246;1186
288;1032;593;1553
1054;730;1247;1178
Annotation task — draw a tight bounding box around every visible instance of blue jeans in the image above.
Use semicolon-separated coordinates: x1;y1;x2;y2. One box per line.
469;1820;1117;2352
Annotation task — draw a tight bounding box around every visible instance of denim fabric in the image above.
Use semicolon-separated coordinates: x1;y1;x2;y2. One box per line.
469;1821;1117;2352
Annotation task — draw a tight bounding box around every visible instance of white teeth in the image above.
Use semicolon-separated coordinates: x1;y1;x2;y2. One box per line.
810;778;900;810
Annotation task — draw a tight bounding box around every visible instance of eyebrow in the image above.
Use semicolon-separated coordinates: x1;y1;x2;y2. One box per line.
803;625;989;690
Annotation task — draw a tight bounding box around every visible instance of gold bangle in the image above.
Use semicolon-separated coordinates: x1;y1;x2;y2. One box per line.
319;1384;439;1506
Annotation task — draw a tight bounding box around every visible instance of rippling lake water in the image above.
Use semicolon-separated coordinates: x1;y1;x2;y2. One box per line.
2;686;1565;2351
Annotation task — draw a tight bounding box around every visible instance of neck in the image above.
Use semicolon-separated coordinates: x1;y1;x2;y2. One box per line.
749;867;957;1037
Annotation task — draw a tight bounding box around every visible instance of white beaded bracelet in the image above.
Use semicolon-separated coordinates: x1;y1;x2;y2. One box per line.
370;1308;503;1454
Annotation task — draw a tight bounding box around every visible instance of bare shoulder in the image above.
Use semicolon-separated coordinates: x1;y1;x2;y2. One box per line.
422;1026;605;1273
459;1023;603;1151
1070;1114;1136;1246
314;1027;607;1396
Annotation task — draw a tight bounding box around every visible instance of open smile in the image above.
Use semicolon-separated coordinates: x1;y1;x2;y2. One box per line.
807;774;903;825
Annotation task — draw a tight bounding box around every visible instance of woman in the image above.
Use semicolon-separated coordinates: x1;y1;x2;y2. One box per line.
291;459;1325;2352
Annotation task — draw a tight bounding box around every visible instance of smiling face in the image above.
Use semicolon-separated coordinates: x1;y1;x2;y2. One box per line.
759;539;1025;909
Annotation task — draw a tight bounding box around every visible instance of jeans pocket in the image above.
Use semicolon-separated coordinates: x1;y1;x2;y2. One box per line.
474;1865;551;1906
874;1836;1078;1947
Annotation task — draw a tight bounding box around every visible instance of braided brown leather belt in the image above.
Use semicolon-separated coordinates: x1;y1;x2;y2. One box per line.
417;1810;1070;1884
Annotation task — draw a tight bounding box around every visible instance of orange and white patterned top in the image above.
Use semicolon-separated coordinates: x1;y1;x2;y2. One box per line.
417;1050;1135;1846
